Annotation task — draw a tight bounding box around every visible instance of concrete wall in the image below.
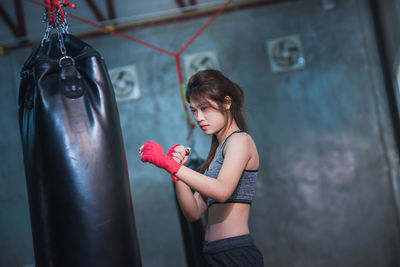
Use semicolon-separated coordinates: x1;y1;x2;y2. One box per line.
0;0;399;266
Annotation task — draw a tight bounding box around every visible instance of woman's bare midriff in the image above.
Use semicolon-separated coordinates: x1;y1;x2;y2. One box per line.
205;202;250;242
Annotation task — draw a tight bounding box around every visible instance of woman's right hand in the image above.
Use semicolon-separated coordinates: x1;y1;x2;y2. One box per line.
166;144;190;182
169;144;191;165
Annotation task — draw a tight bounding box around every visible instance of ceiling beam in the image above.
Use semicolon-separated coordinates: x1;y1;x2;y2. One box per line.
85;0;116;21
175;0;197;8
0;0;27;39
85;0;105;21
2;0;288;52
106;0;116;20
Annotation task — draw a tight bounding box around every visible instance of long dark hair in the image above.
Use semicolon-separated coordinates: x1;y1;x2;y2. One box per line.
186;69;248;172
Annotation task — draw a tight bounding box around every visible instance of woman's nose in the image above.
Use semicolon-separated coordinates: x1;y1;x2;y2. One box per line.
195;110;204;121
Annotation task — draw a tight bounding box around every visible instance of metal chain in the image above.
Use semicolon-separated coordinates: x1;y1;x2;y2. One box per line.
57;26;66;56
40;5;70;56
40;12;52;46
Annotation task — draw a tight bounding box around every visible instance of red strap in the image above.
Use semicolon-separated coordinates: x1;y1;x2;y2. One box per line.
61;0;77;8
45;0;76;26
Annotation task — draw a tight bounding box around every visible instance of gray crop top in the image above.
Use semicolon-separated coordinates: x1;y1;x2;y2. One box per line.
204;130;258;207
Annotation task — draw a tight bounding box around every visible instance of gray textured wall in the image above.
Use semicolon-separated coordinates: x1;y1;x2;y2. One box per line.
0;0;399;266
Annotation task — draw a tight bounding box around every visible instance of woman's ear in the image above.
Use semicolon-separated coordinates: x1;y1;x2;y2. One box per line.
223;96;232;110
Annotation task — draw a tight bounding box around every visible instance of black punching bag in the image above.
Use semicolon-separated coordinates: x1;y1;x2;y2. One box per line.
18;34;142;267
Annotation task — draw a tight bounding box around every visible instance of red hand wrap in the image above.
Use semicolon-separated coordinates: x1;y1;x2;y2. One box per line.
141;141;182;175
168;144;183;182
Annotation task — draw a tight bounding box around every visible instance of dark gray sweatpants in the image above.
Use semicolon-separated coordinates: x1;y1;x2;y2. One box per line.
202;235;264;267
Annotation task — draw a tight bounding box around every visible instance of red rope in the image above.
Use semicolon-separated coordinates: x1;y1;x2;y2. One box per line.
44;0;76;26
68;13;175;56
177;0;233;55
61;0;76;9
44;0;59;26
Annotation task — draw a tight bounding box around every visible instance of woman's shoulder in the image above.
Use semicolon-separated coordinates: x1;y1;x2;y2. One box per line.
222;131;259;169
224;131;256;152
229;131;253;142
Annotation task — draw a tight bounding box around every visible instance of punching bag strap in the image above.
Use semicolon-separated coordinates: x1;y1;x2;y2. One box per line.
59;55;85;98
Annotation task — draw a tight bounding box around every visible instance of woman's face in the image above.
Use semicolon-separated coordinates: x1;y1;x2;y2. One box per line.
189;98;227;135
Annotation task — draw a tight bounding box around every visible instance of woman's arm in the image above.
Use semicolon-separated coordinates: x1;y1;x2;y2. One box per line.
175;134;252;202
139;134;253;209
171;145;208;222
175;181;208;222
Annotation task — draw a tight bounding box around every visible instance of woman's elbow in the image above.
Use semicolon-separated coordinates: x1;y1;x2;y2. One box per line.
183;212;201;222
186;216;198;223
213;192;231;203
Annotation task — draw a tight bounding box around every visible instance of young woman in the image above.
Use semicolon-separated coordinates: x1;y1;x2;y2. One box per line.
140;69;264;266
